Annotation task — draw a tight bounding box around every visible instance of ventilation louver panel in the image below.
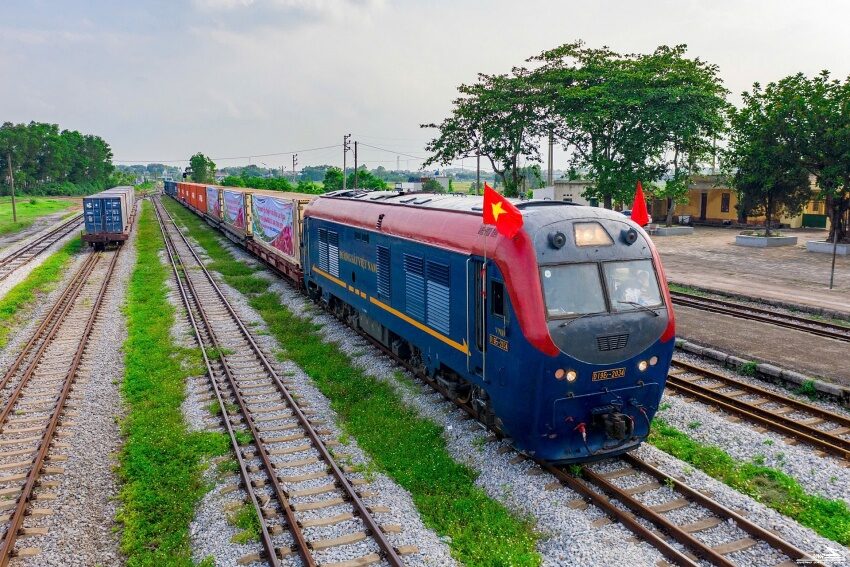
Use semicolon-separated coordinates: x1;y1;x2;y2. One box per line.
376;245;391;298
426;262;450;335
404;255;425;321
318;229;328;272
328;230;340;277
597;333;629;351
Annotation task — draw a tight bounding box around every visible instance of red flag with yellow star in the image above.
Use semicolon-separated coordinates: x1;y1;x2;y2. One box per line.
483;183;523;238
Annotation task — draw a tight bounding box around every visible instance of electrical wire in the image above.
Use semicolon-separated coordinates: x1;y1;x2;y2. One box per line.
114;143;342;164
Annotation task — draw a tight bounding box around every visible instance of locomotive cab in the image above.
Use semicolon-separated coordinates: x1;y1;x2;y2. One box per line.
520;209;675;462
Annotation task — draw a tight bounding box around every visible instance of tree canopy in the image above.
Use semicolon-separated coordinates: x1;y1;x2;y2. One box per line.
422;41;729;209
0;121;114;195
189;153;217;184
726;82;811;236
322;167;344;191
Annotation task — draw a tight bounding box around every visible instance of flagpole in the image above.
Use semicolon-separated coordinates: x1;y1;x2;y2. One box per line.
482;227;487;386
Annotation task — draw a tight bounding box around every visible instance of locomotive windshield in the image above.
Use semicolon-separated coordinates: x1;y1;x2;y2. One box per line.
542;259;663;318
603;259;663;311
542;264;607;317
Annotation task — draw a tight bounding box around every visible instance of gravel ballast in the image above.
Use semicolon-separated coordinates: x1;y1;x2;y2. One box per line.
166;233;457;567
0;224;79;301
1;227;135;565
666;352;850;505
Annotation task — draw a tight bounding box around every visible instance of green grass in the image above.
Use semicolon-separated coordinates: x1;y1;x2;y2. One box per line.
649;418;850;545
667;282;708;297
162;197;540;566
0;196;76;236
0;237;82;347
228;503;261;544
118;202;230;566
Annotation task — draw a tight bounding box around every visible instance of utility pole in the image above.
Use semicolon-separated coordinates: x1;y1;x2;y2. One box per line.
6;154;16;223
292;154;298;181
547;128;554;187
342;134;351;190
354;141;358;190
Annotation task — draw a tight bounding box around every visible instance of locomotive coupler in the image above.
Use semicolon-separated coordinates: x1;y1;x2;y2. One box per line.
590;405;634;441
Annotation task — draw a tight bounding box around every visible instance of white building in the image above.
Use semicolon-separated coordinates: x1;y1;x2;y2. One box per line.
532;179;594;206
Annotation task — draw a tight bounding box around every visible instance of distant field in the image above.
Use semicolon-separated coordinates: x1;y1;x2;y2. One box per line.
0;197;78;236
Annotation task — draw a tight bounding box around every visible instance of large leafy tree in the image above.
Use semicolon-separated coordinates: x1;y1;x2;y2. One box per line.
422;68;545;197
322;167;344;191
188;153;216;184
778;72;850;243
531;42;727;211
530;42;666;208
0;121;113;193
726;82;811;236
642;46;729;226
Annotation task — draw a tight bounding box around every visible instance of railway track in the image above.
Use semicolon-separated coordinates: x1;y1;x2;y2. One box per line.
0;214;83;283
666;360;850;461
154;197;411;567
671;291;850;343
0;246;118;565
545;453;818;567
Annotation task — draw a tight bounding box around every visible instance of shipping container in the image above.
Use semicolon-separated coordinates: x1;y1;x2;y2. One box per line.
222;188;248;238
245;190;317;282
163;180;177;197
206;186;222;220
82;185;136;246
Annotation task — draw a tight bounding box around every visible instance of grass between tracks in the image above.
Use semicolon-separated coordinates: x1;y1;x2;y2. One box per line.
0;236;82;347
649;417;850;545
162;197;540;567
0;196;75;236
119;201;230;566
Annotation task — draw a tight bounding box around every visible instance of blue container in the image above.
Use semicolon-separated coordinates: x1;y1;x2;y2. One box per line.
83;186;134;245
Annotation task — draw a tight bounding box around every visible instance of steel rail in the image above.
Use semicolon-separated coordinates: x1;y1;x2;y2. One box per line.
671;292;850;343
156;197;405;567
153;202;283;566
0;249;119;565
622;454;819;564
0;252;99;394
666;384;850;460
671;360;850;430
0;214;83;281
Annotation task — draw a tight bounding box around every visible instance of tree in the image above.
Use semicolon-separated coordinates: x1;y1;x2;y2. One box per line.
642;46;729;226
189;153;216;183
221;175;245;187
296;180;324;194
777;72;850;243
422;68;545;197
323;167;344;191
423;178;445;193
726;82;811;236
347;167;387;190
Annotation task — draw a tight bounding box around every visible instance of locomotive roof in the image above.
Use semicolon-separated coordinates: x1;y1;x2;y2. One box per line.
319;189;630;227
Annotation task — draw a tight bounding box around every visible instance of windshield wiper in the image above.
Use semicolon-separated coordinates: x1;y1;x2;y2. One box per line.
558;312;600;327
617;301;659;317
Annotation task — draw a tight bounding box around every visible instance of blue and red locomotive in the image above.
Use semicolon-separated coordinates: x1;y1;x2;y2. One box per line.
302;191;675;463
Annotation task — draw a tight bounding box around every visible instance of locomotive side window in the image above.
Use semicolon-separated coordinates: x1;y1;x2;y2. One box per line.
603;259;663;310
491;281;505;318
541;263;606;317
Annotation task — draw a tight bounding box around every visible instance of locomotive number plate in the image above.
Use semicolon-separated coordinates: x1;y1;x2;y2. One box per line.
489;335;509;351
592;367;626;381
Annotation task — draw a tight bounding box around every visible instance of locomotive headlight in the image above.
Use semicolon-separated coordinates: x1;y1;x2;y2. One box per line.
638;360;649;372
649;356;659;366
554;369;566;380
566;370;578;382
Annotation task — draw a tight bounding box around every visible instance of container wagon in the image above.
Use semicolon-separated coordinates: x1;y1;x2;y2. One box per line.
82;186;135;247
163;179;177;197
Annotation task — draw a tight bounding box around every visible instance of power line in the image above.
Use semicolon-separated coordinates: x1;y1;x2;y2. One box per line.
114;143;342;164
357;142;426;161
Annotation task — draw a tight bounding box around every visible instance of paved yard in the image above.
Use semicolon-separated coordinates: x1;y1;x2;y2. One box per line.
654;227;850;315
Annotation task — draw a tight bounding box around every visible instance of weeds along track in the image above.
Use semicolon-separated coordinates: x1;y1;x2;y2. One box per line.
0;215;83;284
0;245;119;565
670;291;850;343
154;197;410;567
667;360;850;461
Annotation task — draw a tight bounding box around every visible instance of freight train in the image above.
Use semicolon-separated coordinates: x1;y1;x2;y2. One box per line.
82;185;136;247
170;181;675;463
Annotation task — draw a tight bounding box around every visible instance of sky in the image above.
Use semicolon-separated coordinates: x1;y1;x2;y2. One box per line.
2;0;850;173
